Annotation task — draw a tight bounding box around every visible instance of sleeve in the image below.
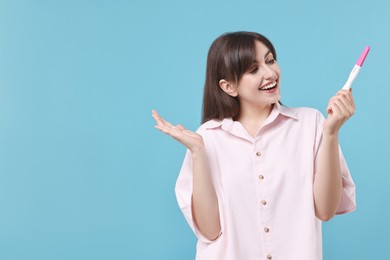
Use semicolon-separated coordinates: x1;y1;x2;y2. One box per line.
175;149;223;243
336;148;356;214
314;111;356;214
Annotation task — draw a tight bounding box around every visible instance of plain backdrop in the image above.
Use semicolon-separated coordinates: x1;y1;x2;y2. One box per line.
0;0;389;259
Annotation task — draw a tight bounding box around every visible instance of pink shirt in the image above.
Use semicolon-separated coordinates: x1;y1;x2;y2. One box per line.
175;103;356;260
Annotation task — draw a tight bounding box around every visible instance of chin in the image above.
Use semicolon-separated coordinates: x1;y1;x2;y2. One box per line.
270;94;280;104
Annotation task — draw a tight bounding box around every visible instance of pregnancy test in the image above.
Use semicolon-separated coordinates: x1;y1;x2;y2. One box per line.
342;46;370;90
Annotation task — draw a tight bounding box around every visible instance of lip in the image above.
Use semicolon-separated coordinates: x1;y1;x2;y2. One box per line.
262;84;278;93
259;80;278;90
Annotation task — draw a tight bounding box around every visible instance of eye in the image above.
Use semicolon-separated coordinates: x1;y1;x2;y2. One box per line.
266;58;276;65
249;66;258;74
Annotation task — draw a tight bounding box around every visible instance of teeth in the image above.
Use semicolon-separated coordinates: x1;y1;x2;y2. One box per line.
260;82;277;90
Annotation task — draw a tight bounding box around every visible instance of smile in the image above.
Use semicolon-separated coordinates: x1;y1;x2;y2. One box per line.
259;81;277;91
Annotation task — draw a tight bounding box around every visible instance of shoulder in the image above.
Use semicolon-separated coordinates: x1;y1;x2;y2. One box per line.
281;106;326;129
196;119;224;134
286;106;324;120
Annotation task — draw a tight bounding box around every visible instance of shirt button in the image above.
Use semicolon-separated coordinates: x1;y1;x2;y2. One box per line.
261;200;267;205
267;254;272;259
258;175;264;180
256;151;262;157
264;227;270;233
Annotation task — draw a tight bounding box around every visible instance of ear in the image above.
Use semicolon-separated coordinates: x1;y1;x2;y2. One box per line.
219;79;238;97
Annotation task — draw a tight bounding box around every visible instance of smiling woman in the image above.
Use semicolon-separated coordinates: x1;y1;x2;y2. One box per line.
201;32;278;124
152;31;356;260
218;40;281;136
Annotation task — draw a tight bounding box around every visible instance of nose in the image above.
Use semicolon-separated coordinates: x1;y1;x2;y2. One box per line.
263;65;276;80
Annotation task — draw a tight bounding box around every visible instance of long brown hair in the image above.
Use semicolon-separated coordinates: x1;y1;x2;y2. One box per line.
201;32;277;123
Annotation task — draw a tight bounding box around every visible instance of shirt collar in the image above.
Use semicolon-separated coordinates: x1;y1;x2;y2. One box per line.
276;102;298;120
205;102;298;130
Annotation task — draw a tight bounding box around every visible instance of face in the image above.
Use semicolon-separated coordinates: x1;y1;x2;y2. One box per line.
222;40;281;109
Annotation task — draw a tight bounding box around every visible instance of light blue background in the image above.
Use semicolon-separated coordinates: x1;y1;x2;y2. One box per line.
0;0;388;259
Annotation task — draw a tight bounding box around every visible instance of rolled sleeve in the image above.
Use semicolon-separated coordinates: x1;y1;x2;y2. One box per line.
335;148;356;214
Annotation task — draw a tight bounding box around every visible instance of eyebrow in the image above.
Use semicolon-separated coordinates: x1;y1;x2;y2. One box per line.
253;50;273;63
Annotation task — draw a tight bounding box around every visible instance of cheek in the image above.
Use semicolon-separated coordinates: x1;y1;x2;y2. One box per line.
275;66;281;77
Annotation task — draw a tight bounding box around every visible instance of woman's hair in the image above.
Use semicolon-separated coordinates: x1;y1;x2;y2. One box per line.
201;31;277;123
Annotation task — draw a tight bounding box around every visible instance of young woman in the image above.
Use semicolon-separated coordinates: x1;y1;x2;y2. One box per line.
152;31;356;260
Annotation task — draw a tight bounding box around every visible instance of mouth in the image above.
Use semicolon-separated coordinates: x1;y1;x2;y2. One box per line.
259;81;278;91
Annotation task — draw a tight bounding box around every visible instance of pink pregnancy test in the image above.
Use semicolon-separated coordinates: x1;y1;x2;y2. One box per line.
342;46;370;90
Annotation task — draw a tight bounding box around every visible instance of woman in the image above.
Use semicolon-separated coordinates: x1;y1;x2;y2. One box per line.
152;31;356;260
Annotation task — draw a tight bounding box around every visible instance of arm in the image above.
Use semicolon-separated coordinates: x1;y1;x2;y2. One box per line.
152;110;221;240
191;147;221;240
313;90;355;221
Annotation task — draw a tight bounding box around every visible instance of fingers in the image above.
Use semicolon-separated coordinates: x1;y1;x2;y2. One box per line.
152;110;174;129
327;99;348;121
325;89;356;134
151;110;204;152
176;124;186;131
327;97;351;117
327;90;355;118
151;110;188;139
336;90;355;111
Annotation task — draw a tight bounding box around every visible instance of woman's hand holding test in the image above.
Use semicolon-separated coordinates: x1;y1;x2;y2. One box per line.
314;89;355;221
324;89;355;135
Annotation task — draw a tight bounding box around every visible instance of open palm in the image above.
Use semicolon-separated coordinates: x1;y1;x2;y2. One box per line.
152;110;204;153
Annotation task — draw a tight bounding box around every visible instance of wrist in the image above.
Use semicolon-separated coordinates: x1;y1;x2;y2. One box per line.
191;145;206;159
322;124;339;137
322;130;339;140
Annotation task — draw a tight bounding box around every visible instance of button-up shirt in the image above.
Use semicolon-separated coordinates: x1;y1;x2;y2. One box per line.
175;103;356;260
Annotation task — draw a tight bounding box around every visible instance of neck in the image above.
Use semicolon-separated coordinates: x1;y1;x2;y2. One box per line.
235;103;274;136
